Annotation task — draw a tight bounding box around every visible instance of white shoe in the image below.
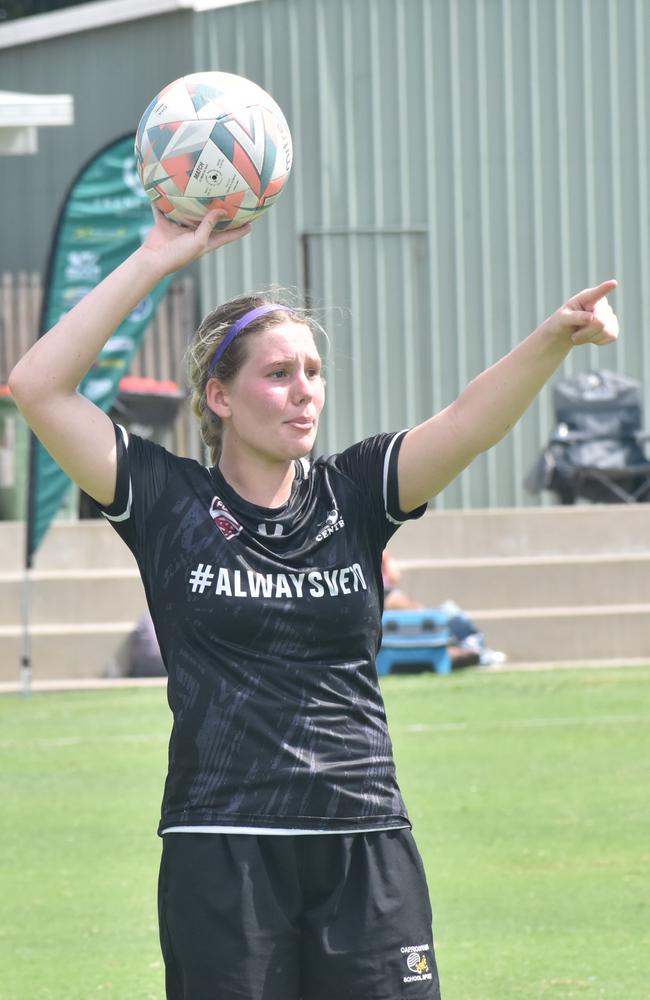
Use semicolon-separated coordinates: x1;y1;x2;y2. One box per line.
479;649;507;666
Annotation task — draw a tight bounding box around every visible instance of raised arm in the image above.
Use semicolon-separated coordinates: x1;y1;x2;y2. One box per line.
397;280;619;511
8;211;250;507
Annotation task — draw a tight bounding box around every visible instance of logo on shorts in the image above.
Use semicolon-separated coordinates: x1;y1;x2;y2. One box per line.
400;944;433;984
209;495;243;540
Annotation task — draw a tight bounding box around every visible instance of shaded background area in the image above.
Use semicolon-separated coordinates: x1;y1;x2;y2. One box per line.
1;0;650;513
0;0;100;19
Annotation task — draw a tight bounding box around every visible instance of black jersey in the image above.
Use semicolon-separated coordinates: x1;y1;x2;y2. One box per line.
100;423;426;834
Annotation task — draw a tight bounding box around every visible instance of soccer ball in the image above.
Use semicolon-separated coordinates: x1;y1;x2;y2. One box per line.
135;71;293;230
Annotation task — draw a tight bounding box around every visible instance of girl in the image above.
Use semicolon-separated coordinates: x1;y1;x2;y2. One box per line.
9;208;618;1000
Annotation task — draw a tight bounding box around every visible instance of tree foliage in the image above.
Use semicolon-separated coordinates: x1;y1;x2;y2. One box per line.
0;1;100;21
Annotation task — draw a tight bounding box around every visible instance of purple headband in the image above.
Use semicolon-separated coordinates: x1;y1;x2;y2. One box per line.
208;303;293;376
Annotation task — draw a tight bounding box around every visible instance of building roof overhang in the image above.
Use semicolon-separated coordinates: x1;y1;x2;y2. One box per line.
0;0;259;50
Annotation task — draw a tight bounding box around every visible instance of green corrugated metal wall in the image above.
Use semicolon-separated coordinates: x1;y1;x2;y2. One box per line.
1;0;649;508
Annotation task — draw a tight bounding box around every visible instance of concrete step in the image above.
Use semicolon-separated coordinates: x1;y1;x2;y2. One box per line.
470;605;650;663
2;603;647;680
398;553;650;611
35;521;137;571
0;569;147;625
0;519;136;572
0;623;133;682
1;505;649;679
390;505;650;560
3;503;649;575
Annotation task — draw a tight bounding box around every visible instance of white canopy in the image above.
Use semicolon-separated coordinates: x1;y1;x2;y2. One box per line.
0;90;74;155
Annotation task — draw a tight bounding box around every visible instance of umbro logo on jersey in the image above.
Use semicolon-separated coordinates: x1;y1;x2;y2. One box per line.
209;496;243;540
315;507;345;543
258;523;284;537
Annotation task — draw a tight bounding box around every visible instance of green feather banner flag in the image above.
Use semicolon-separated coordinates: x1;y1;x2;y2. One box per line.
27;133;172;562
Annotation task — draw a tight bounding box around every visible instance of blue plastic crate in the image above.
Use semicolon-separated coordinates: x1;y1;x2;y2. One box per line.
377;609;452;676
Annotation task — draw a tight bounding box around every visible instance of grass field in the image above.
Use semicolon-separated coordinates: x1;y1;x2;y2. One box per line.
1;666;649;1000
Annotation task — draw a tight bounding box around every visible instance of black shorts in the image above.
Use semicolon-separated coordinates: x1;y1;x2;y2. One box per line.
158;828;441;1000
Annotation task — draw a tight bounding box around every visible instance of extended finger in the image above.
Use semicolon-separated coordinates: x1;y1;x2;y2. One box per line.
569;278;618;312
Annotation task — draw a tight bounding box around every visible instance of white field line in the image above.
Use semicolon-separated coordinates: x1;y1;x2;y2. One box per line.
0;732;168;750
1;715;647;751
402;714;650;734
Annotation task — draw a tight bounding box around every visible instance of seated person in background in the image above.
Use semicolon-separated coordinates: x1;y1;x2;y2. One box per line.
107;611;166;678
381;552;506;668
382;550;422;611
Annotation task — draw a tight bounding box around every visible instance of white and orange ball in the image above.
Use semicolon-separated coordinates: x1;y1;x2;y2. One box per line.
135;71;293;230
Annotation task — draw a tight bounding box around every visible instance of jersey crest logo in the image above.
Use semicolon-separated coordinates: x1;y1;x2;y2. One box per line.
323;507;339;527
315;506;345;543
209;495;243;540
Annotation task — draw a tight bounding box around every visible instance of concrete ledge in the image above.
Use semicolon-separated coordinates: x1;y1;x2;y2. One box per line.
0;624;133;682
399;553;650;610
470;605;650;662
1;504;649;677
0;569;146;625
390;505;650;560
0;520;137;572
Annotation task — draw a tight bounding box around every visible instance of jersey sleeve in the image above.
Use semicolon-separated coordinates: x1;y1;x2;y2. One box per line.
331;429;427;547
96;421;176;559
